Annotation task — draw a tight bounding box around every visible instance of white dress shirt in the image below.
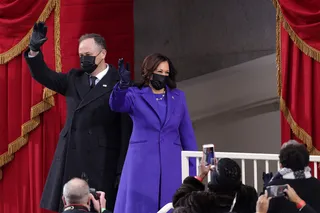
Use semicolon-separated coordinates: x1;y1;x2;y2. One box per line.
92;65;109;85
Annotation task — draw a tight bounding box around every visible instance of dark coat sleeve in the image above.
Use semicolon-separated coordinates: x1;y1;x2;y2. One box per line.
172;176;205;207
116;113;132;174
301;204;317;213
243;185;258;213
101;209;113;213
24;49;69;95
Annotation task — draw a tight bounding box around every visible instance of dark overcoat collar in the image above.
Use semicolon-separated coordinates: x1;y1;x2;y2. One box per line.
74;65;119;110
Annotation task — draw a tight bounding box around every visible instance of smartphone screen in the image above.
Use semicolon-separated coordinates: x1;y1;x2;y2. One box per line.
266;185;288;197
202;144;215;165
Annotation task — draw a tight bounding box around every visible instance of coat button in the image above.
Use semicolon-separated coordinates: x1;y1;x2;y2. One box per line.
88;130;92;135
71;128;76;132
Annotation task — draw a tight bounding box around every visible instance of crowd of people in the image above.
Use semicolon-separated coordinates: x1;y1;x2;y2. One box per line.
25;22;320;213
57;138;320;213
171;140;320;213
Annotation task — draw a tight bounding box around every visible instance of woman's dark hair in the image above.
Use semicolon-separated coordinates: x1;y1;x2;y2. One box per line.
139;53;177;89
279;143;309;171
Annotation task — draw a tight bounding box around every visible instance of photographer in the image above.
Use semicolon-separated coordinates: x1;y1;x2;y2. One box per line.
62;178;111;213
265;140;320;212
256;185;316;213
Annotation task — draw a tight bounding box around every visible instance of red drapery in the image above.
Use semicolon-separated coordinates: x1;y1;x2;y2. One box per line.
274;0;320;154
0;0;134;212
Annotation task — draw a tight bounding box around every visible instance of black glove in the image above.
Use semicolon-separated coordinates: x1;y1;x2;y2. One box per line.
118;58;131;88
29;22;48;51
262;172;273;187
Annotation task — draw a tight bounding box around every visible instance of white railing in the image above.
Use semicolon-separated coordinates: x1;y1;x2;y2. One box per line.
158;203;173;213
158;151;320;213
182;151;320;190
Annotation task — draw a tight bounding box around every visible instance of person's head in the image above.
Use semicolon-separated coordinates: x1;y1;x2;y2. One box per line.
279;140;309;171
174;191;217;213
173;177;206;207
140;53;177;90
78;33;107;75
280;140;301;149
62;178;90;208
173;207;193;213
208;158;241;192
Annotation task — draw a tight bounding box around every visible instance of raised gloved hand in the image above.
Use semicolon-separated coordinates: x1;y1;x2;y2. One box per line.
118;58;132;88
29;22;48;51
262;172;273;187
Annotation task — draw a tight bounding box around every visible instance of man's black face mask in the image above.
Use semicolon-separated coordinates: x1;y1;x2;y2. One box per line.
80;55;98;74
80;51;103;74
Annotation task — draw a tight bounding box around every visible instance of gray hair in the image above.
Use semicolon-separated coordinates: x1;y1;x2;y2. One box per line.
63;178;90;205
281;139;301;149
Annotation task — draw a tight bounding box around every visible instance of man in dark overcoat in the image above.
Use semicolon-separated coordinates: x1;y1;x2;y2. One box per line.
24;22;132;212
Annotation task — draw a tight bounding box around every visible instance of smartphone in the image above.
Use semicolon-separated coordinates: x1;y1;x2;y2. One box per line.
202;144;215;166
266;185;288;197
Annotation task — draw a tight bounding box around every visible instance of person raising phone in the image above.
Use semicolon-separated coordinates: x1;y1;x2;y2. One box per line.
264;141;320;212
256;185;316;213
109;54;197;213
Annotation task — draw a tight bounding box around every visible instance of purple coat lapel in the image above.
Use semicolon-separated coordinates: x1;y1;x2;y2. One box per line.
140;86;178;127
164;87;178;126
141;87;161;121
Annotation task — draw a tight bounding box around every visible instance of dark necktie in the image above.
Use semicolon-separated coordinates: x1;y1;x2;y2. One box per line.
90;76;98;88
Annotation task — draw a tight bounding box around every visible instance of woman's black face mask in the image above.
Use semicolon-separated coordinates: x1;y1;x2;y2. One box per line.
150;73;167;90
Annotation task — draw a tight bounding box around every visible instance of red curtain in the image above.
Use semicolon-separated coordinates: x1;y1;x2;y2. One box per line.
0;0;134;213
274;0;320;154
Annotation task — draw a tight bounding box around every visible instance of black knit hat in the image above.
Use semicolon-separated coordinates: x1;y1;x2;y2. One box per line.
208;158;242;192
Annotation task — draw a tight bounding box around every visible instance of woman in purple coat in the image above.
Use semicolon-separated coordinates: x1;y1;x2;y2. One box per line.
109;53;197;213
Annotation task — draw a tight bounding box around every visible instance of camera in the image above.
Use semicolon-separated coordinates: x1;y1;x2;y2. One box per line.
89;188;100;200
81;173;101;200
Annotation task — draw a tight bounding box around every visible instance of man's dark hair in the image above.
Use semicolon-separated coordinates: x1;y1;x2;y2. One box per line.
279;143;309;171
79;33;107;50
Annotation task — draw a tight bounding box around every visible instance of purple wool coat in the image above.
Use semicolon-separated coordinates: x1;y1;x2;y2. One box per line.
109;84;197;213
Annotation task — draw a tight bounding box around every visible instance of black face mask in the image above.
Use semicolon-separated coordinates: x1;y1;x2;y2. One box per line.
80;55;98;74
150;73;167;90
